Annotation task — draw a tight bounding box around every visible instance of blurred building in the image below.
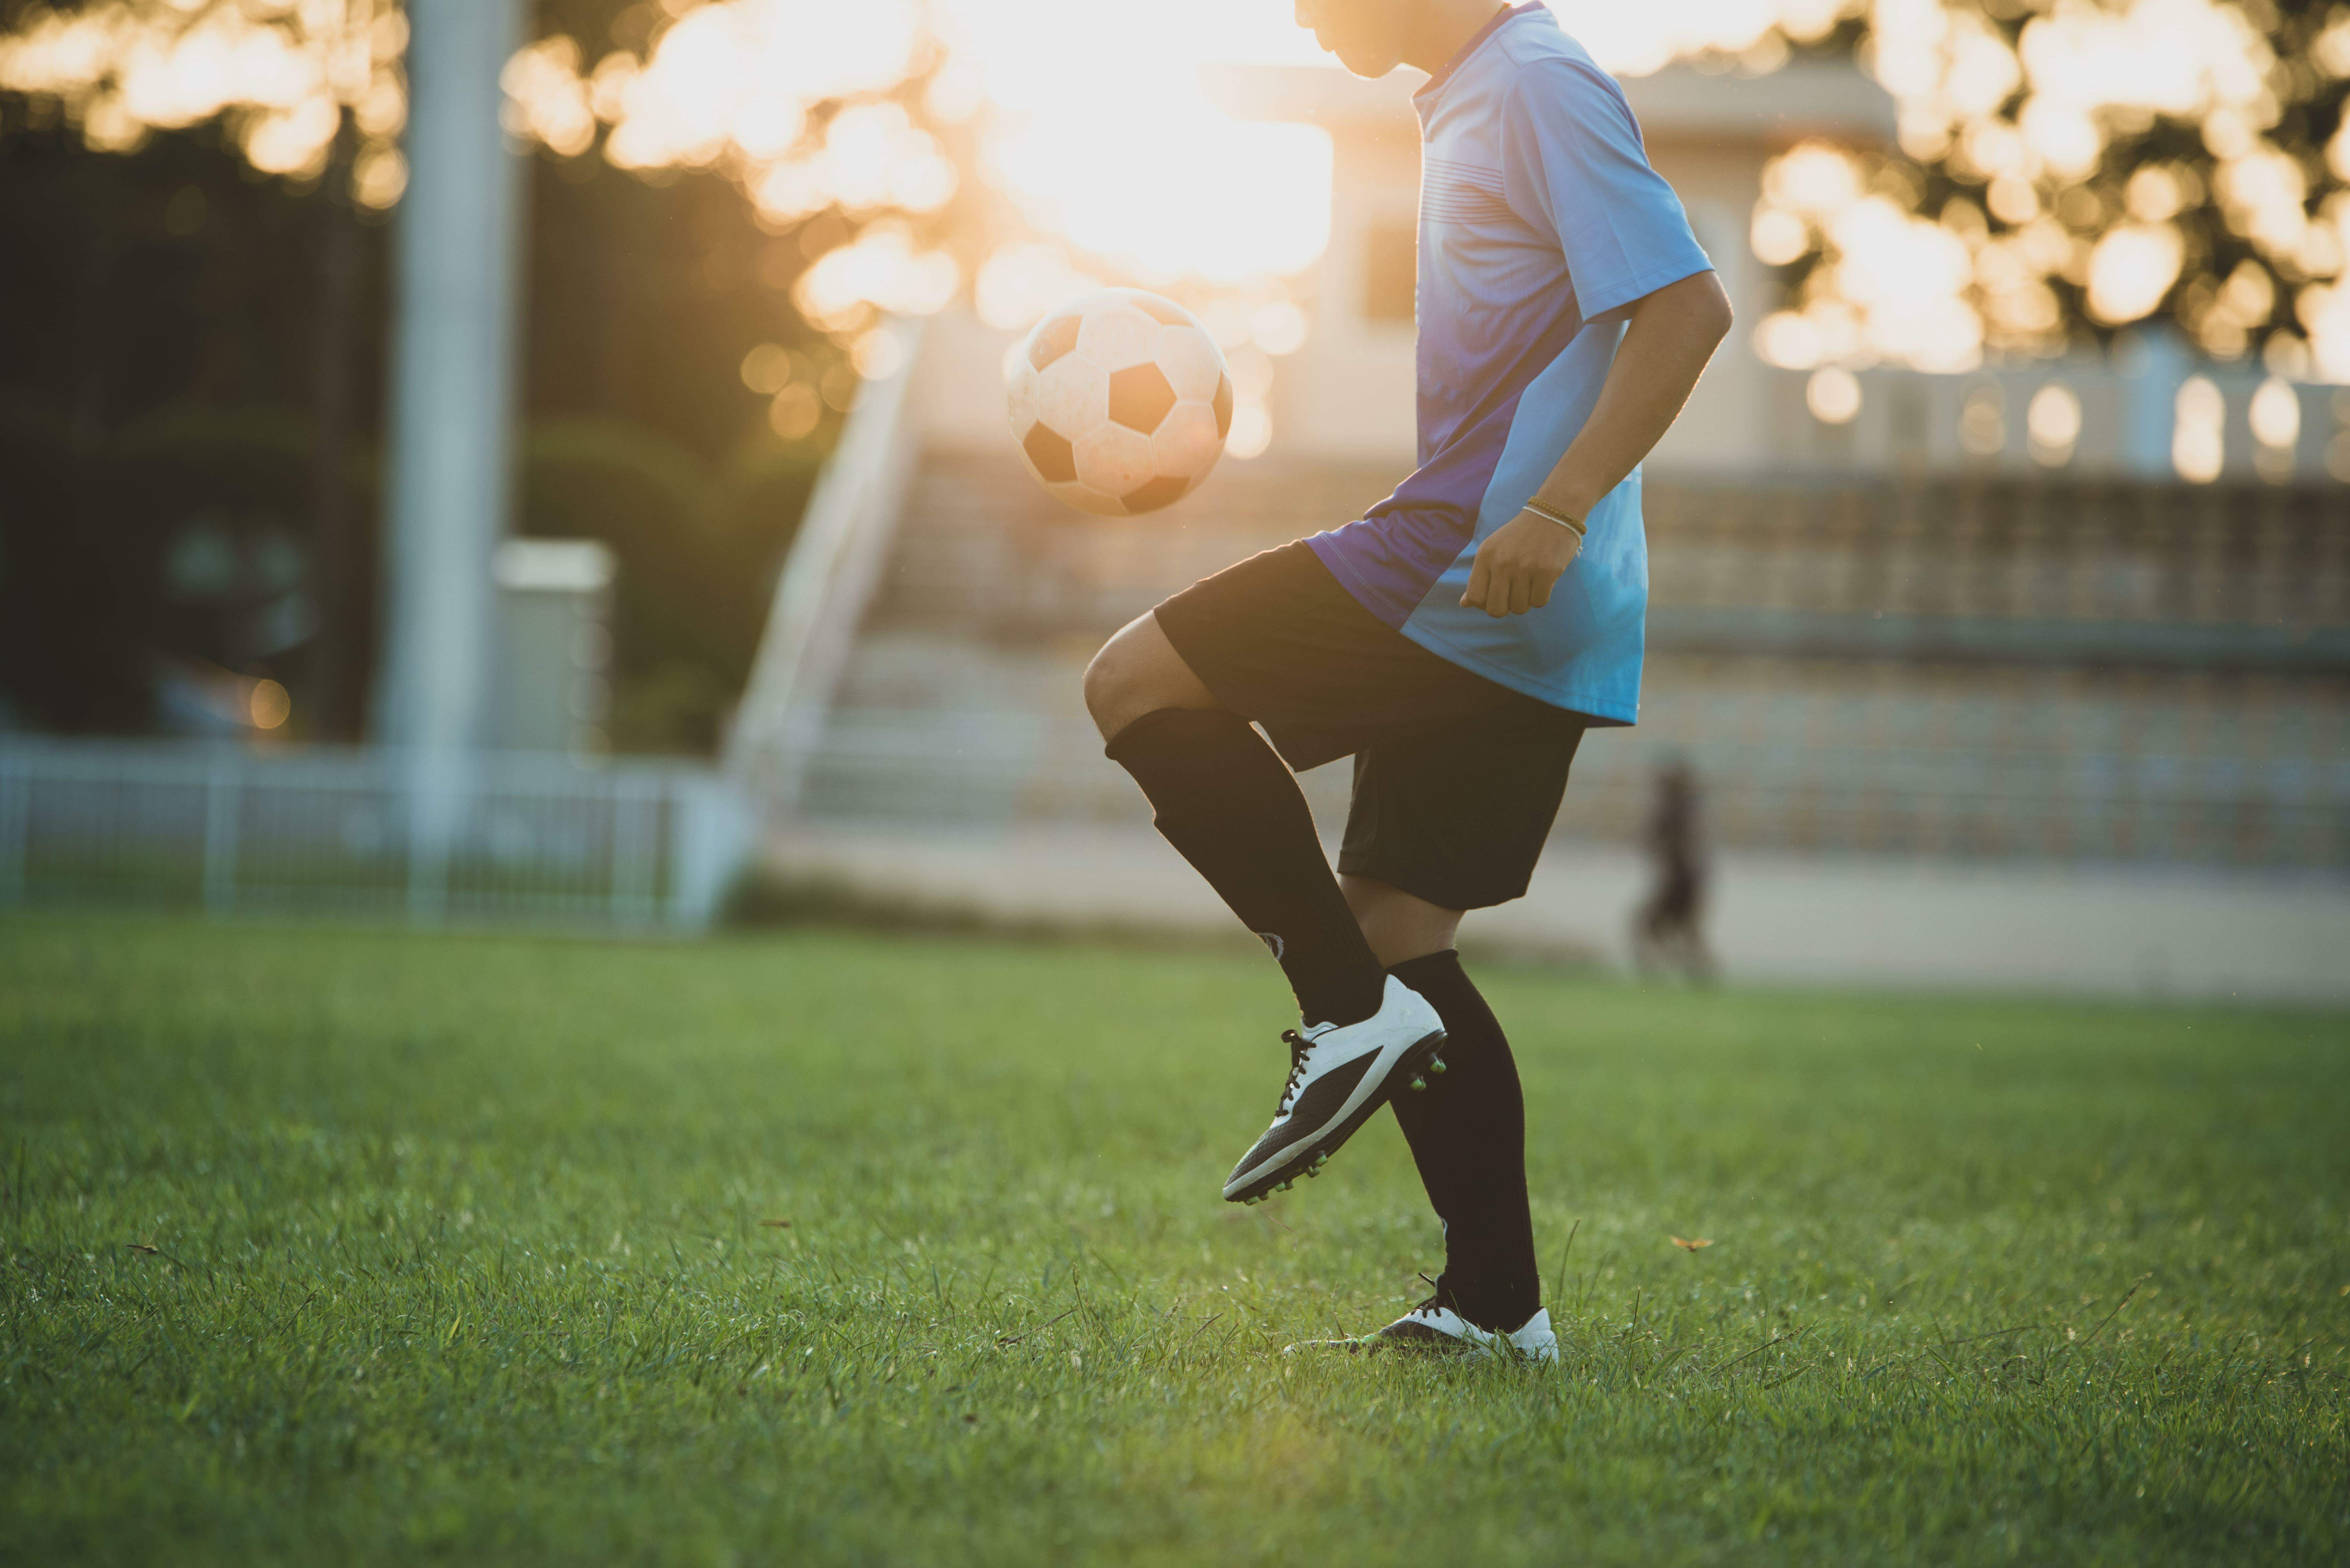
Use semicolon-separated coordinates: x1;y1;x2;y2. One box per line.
728;61;2350;999
491;539;615;756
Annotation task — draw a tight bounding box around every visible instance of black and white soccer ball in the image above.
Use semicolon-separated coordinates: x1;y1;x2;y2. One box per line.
1006;289;1234;516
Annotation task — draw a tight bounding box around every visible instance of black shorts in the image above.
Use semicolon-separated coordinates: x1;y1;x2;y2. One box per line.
1153;542;1585;911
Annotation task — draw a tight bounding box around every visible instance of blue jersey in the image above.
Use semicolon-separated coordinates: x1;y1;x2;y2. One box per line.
1306;3;1713;726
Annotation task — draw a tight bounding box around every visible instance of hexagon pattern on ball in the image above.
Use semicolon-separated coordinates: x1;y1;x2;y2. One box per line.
1006;288;1234;516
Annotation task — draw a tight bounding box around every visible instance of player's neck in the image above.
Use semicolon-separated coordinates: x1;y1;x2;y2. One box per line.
1400;0;1514;77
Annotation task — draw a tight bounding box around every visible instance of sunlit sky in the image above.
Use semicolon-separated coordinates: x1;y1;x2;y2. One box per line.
950;0;1333;284
848;0;1856;288
545;0;1884;328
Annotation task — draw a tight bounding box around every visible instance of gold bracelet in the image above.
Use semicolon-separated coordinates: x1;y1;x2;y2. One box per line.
1522;498;1586;537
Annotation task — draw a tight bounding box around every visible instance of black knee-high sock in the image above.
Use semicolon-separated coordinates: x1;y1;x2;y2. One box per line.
1106;707;1385;1027
1385;949;1540;1330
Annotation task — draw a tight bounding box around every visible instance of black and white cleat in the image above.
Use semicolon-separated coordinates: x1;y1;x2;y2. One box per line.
1221;974;1446;1206
1289;1289;1559;1365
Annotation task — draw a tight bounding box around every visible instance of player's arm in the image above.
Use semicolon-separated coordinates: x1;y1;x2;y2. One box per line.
1461;269;1732;618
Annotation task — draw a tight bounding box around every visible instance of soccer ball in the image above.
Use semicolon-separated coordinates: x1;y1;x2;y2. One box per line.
1006;289;1234;516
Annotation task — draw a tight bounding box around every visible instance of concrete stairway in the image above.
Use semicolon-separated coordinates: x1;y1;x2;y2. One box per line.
801;449;2350;871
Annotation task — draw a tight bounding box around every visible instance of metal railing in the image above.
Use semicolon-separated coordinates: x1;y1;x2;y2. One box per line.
727;315;927;811
1753;358;2350;483
0;740;751;929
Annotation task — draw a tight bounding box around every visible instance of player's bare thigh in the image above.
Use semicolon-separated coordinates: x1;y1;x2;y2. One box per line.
1341;874;1463;968
1083;613;1219;740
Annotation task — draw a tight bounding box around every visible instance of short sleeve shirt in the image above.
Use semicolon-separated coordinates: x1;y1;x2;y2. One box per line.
1305;3;1713;725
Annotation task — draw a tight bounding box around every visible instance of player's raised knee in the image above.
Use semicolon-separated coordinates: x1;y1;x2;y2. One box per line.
1082;624;1160;737
1080;638;1132;734
1083;614;1216;739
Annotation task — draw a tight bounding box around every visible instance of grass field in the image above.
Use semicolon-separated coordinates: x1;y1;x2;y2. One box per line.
2;915;2345;1565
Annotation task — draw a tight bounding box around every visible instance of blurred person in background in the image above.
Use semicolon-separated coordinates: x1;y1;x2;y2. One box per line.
1633;756;1714;983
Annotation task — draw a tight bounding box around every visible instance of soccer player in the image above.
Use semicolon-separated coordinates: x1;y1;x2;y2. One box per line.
1082;0;1733;1361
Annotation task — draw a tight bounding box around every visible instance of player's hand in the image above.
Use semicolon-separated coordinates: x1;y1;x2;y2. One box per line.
1460;510;1583;618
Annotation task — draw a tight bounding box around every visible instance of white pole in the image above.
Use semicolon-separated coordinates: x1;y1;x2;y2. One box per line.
202;747;240;916
2119;324;2189;480
375;0;525;916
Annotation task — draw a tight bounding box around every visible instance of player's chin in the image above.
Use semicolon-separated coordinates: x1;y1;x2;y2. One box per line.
1332;42;1403;78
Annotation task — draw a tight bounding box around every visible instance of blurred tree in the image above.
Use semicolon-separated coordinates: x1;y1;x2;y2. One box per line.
1713;0;2350;377
0;0;974;750
0;113;369;733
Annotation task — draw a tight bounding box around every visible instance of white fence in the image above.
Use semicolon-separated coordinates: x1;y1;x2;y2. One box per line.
0;740;751;930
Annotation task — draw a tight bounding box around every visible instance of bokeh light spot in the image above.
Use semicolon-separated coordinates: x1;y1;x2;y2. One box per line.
1806;366;1862;425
